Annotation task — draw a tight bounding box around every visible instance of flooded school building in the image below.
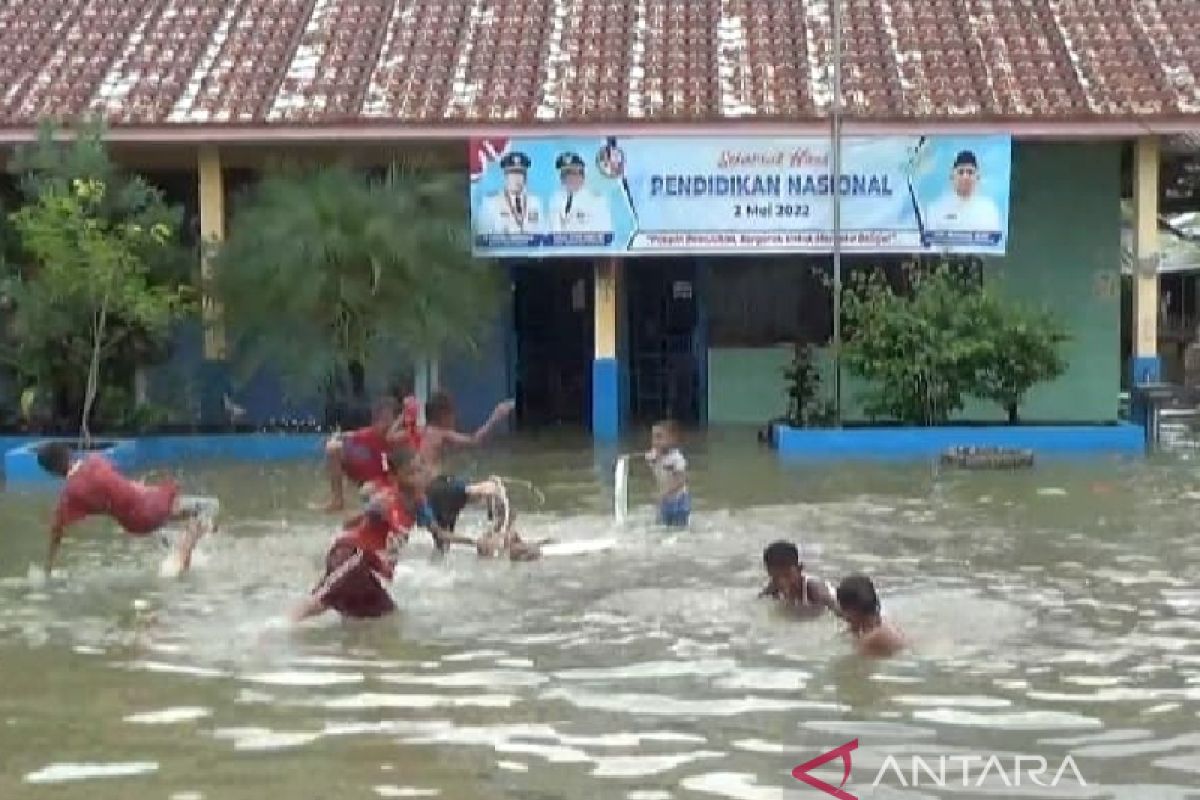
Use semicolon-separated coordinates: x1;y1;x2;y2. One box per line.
1;1;1197;440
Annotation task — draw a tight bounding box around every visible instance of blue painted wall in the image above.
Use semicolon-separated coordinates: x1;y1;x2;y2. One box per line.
5;434;325;488
145;320;324;427
0;435;36;481
438;302;515;430
776;423;1144;461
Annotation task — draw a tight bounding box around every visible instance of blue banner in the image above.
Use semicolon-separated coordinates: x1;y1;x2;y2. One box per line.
469;135;1011;257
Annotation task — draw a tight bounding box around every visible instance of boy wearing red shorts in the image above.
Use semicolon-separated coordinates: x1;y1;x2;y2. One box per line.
294;447;439;622
37;442;220;576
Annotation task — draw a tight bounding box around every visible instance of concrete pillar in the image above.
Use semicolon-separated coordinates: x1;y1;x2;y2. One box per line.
413;357;439;425
1131;136;1161;385
592;258;622;441
198;146;226;360
414;362;429;425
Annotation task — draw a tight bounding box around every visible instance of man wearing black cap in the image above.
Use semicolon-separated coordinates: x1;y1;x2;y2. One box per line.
549;151;613;234
926;149;1002;233
477;150;544;235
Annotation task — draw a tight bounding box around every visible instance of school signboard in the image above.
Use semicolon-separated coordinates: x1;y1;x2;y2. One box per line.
468;135;1012;257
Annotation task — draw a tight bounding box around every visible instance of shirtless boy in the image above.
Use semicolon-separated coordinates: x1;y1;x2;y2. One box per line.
836;575;907;658
419;391;515;531
473;485;551;562
758;540;841;618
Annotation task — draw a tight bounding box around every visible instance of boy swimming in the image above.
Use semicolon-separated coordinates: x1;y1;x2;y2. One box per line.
419;391;515;531
645;420;690;527
758;540;840;618
36;442;219;576
836;575;907;658
293;447;443;622
322;397;400;512
473;484;552;562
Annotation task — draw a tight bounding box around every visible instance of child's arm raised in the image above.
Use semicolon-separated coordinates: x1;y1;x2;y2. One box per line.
441;400;516;447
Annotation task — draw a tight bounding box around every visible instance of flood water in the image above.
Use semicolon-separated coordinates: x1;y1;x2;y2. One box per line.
2;430;1199;799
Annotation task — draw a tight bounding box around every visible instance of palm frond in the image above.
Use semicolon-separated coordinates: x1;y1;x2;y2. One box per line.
215;164;503;398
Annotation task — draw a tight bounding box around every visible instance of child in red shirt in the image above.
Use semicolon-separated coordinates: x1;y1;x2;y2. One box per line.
388;395;424;452
294;446;440;622
322;397;399;512
37;442;220;576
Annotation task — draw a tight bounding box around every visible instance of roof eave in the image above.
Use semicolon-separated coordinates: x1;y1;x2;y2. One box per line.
0;117;1196;145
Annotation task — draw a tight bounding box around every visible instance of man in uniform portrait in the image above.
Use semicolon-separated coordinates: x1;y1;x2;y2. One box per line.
549;151;613;234
477;151;544;235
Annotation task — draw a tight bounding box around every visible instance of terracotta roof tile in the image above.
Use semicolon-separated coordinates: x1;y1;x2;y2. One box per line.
2;0;146;124
0;0;1196;129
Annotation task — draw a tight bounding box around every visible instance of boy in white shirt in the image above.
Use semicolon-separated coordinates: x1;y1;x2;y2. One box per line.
645;419;690;527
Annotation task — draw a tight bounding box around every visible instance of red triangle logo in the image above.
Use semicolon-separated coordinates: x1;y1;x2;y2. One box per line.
792;739;859;800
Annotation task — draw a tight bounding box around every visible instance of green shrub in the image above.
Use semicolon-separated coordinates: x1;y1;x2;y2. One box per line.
783;343;835;428
841;264;1067;425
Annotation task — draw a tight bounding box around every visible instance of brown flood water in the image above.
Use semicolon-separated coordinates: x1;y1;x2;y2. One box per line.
1;429;1199;799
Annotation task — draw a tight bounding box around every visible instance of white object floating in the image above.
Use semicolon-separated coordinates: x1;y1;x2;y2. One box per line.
614;455;630;524
542;538;619;558
124;707;211;725
1037;487;1068;497
25;762;158;784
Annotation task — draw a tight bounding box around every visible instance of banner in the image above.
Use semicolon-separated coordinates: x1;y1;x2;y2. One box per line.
469;135;1011;257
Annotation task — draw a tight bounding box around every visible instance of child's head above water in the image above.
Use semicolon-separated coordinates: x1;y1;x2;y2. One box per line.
35;441;73;477
650;419;680;452
836;574;881;626
426;391;456;428
763;539;803;586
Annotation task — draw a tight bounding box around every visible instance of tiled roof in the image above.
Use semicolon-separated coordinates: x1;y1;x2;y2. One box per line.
0;0;1198;131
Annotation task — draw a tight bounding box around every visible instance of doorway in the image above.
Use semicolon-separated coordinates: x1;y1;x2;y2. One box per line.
512;262;593;427
627;259;702;424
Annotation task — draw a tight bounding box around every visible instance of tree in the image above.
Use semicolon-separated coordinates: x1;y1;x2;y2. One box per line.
972;299;1068;423
841;264;988;425
213;164;502;406
8;178;190;445
1;123;191;434
840;263;1069;426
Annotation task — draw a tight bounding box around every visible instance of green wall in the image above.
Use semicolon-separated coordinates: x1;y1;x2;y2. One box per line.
707;141;1122;425
983;141;1121;422
707;346;791;423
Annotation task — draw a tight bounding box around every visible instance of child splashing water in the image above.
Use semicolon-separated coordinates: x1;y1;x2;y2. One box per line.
35;442;219;577
293;447;442;622
472;482;553;562
322;397;399;512
645;420;690;527
758;540;840;618
419;391;515;532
